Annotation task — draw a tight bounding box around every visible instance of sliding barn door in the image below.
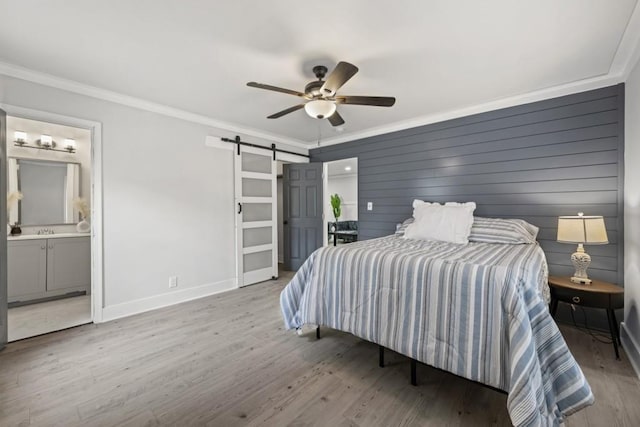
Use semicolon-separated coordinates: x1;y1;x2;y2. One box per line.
0;108;7;350
283;163;323;272
234;145;278;287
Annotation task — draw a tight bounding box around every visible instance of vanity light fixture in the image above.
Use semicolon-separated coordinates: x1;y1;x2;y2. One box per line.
64;138;77;153
14;131;27;145
14;133;77;154
38;134;54;148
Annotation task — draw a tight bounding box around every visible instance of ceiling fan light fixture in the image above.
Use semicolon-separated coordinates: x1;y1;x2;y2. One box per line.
304;100;336;119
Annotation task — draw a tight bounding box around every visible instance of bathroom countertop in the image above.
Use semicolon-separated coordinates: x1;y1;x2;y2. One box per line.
7;232;91;241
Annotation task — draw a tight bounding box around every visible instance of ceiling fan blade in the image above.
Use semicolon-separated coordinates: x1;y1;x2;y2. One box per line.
328;111;345;127
320;62;359;96
247;82;306;97
267;104;306;119
335;96;396;107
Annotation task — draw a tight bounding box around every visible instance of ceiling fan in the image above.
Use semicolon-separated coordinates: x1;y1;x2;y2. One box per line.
246;61;396;127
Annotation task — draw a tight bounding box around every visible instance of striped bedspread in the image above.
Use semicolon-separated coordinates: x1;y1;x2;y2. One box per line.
280;235;594;426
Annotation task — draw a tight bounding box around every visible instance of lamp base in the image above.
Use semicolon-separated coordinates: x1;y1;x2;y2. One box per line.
570;276;592;285
570;244;592;285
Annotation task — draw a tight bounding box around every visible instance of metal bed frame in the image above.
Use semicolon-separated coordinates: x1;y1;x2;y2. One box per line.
315;325;507;394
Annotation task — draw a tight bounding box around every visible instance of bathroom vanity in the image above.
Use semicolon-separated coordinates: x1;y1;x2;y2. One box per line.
7;233;90;304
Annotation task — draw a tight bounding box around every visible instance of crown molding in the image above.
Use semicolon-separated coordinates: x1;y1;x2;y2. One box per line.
315;72;624;148
3;9;640;154
317;3;640;148
611;0;640;80
0;61;309;151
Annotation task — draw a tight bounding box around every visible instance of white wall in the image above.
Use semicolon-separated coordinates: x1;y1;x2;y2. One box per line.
326;174;358;224
624;56;640;377
0;74;306;319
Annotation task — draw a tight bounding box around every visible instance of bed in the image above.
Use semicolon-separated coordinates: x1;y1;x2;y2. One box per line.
280;232;594;426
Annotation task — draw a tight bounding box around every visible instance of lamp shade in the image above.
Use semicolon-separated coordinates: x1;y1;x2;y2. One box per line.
304;100;336;119
557;214;608;244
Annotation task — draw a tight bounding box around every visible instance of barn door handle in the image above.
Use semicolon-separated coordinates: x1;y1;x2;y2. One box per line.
238;203;242;214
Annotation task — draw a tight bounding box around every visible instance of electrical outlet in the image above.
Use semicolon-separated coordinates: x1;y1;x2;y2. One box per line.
169;276;178;288
367;202;373;211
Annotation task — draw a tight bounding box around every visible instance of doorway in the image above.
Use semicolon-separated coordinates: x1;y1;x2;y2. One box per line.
4;114;96;341
323;158;358;247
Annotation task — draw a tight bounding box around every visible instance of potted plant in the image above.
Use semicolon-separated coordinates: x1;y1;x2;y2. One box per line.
330;194;342;231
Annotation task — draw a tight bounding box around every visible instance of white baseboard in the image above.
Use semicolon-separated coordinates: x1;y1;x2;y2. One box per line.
621;322;640;378
100;278;236;323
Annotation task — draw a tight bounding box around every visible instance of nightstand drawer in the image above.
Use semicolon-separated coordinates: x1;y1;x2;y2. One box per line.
551;286;610;309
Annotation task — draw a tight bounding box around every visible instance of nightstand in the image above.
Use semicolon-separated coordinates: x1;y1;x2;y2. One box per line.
548;275;624;359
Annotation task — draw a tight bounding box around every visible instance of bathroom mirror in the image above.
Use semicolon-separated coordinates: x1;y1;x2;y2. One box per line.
7;158;80;226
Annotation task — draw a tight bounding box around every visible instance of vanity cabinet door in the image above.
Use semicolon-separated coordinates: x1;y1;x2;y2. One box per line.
46;237;91;293
7;239;47;302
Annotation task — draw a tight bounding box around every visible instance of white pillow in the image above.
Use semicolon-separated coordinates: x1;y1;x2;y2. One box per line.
405;202;476;244
412;199;439;218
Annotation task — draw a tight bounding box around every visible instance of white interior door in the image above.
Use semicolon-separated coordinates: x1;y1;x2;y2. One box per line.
235;145;277;287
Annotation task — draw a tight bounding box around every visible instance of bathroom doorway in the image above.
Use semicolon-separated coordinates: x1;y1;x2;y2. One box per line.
323;158;358;247
4;115;96;341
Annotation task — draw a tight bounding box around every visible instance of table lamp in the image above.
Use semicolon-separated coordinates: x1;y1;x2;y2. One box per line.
557;213;608;284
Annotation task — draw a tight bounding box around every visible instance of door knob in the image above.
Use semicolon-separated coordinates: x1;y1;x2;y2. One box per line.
283;221;288;225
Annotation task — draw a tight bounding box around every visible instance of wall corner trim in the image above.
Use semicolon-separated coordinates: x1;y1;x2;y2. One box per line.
99;278;236;323
621;322;640;378
0;61;308;150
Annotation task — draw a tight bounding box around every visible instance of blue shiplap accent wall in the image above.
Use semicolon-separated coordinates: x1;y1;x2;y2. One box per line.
311;84;625;327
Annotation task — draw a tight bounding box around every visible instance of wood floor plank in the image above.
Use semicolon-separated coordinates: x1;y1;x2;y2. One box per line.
0;270;638;426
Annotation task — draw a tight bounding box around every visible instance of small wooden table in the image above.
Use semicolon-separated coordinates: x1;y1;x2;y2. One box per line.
548;275;624;359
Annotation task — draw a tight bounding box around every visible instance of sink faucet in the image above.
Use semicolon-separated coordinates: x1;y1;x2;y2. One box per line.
37;228;55;235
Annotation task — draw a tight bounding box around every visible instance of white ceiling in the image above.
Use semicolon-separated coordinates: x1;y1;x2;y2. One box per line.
1;1;638;147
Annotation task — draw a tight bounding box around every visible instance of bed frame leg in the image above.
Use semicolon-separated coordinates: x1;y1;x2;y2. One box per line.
379;345;385;367
410;359;417;386
316;326;320;339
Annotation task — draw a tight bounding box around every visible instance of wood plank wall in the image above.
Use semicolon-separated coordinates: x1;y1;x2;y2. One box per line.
311;84;625;328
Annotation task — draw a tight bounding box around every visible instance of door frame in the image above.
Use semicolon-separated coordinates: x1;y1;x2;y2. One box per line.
322;158;359;248
1;108;7;349
275;152;309;274
1;104;105;323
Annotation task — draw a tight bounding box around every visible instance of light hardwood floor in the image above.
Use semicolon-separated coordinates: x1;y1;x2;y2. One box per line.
1;271;639;426
8;295;92;341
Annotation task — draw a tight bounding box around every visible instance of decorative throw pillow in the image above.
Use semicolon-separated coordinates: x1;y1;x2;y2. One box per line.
468;217;539;244
395;218;414;236
404;202;476;244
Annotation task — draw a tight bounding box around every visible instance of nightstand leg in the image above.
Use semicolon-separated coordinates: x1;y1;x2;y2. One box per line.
410;359;417;386
611;309;622;346
550;297;559;317
606;309;620;359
